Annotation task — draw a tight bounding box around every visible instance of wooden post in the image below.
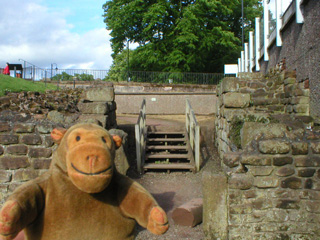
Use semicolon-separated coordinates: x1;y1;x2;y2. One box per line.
172;198;203;227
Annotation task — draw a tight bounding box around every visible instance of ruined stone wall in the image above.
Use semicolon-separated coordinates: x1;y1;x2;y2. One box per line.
205;71;318;239
0;84;117;204
259;0;320;122
215;71;310;158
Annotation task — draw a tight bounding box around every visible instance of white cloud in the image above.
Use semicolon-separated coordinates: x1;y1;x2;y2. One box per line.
0;0;113;70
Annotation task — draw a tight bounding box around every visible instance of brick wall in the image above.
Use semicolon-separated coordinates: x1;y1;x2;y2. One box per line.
0;85;117;204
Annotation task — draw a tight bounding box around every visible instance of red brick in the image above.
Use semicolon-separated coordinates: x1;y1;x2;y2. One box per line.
0;123;10;132
13;123;35;133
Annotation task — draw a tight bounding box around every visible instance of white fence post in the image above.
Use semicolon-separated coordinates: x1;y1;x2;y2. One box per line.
263;0;269;61
276;0;282;46
296;0;304;23
244;43;249;72
249;31;254;72
255;17;260;71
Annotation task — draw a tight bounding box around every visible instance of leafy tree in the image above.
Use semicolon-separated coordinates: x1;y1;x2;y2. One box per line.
104;49;132;82
103;0;262;73
74;73;95;81
52;72;73;81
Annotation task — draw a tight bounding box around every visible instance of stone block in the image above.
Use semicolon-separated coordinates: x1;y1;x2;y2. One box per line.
13;123;35;133
273;156;293;166
254;177;279;188
292;142;308;155
295;156;318;167
0;123;10;132
241;122;288;148
6;145;28;155
78;102;108;114
305;179;313;189
248;166;274;176
220;77;239;93
47;110;65;124
276;199;300;209
298;169;315;177
36;122;54;134
0;135;19;145
293;104;309;114
284;77;296;85
202;171;228;240
28;148;52;158
13;169;39;182
229;173;253;190
0;170;11;183
241;154;272;166
21;134;42;145
223;93;250;108
77;114;107;128
281;177;302;189
0;157;30;169
82;87;114;102
276;167;295;177
44;136;54;147
258;140;290;154
33;159;52;169
222;152;240;168
311;142;320;154
291;96;309;105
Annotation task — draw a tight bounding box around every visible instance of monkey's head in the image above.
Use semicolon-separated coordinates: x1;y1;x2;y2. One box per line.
51;123;122;193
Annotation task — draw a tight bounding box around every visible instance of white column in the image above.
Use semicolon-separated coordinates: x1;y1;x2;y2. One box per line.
263;0;269;61
244;43;249;72
255;17;260;71
249;31;254;72
296;0;304;23
238;58;241;73
276;0;282;46
241;51;245;72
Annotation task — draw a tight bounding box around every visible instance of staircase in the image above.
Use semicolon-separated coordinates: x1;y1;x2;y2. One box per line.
135;99;200;174
143;131;195;172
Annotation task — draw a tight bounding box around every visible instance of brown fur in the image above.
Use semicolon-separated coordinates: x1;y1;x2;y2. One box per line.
0;123;168;240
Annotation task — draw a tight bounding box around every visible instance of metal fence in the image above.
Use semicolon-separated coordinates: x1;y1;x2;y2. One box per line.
126;71;225;85
19;67;225;85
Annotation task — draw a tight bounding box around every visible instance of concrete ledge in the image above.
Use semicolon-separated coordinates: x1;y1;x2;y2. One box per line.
202;164;228;240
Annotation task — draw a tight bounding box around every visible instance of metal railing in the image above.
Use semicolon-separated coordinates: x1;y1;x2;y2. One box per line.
124;71;224;85
185;99;200;172
135;99;147;174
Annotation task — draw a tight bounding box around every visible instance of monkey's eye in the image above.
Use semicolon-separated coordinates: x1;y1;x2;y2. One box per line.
76;136;81;141
102;137;106;143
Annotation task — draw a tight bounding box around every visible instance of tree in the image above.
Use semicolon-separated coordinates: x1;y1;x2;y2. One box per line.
52;72;73;81
103;0;262;73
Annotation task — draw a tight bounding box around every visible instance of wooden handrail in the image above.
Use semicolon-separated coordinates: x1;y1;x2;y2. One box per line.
135;99;146;174
185;99;200;172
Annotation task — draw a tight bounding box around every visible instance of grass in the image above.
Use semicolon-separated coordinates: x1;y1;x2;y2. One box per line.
0;75;57;96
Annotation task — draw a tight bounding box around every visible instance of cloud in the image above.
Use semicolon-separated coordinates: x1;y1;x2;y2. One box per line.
0;0;113;70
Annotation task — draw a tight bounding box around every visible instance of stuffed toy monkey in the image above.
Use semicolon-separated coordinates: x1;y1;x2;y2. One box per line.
0;123;168;240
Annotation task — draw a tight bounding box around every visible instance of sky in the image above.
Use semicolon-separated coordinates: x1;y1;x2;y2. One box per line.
0;0;114;70
0;0;294;71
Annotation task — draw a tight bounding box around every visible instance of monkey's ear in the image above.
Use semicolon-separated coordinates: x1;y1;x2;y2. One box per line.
51;128;67;144
112;135;122;149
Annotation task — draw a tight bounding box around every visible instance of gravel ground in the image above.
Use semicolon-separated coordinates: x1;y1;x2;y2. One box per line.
132;171;205;240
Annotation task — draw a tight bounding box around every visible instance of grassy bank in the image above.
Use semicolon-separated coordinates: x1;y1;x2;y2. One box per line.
0;75;56;96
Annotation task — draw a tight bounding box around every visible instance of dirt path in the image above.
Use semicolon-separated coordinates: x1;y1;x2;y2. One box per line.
117;114;216;239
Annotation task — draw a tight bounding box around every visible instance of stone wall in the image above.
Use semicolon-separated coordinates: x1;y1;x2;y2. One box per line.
0;84;119;204
215;71;310;158
204;71;319;239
